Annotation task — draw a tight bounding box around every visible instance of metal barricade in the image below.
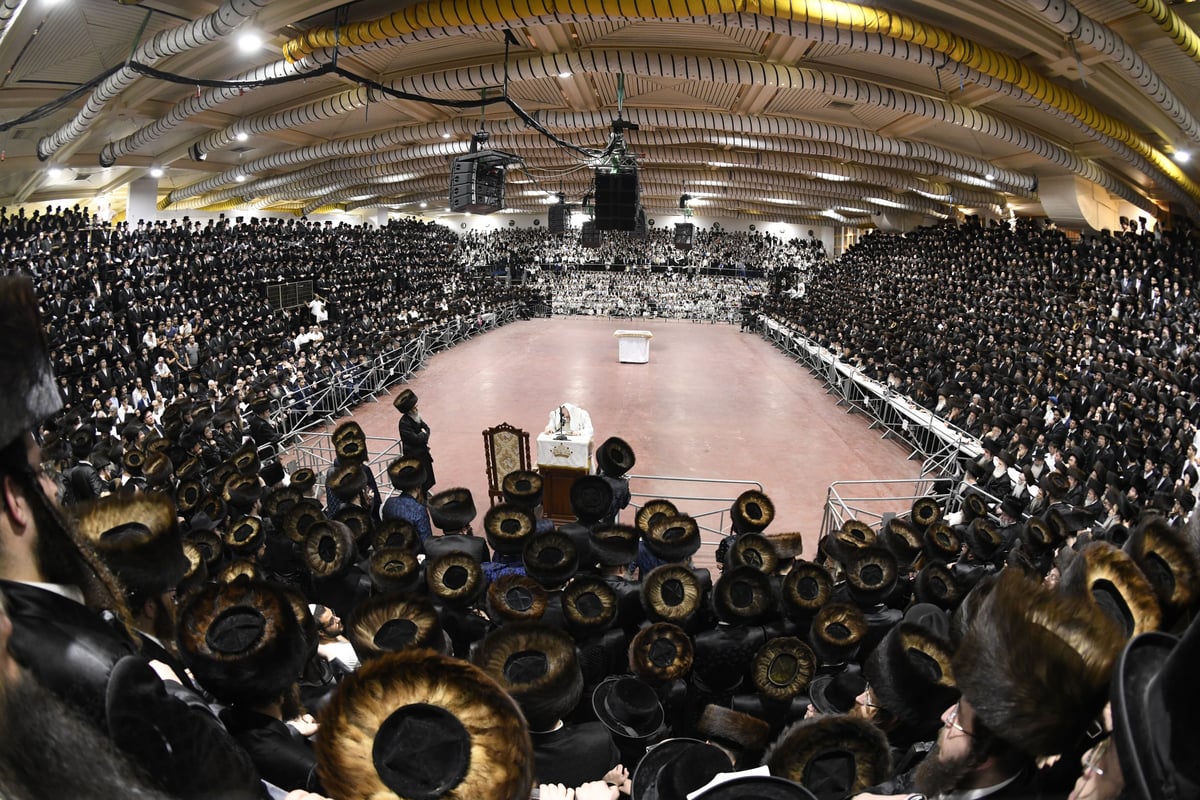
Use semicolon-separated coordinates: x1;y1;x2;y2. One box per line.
626;473;766;551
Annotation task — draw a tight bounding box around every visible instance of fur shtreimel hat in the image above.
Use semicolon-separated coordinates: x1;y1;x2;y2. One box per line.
596;436;636;477
316;650;534;800
392;388;418;413
486;573;548;624
752;636;817;701
0;277;62;449
522;530;579;588
636;499;678;535
224;514;265;556
731;489;775;534
713;565;776;625
176;578;308;707
373;518;422;554
368;547;422;595
76;493;189;595
808;603;868;666
630;622;694;683
327;462;367;503
641;563;703;624
727;532;780;574
283;497;325;544
333;504;374;545
561;575;618;633
923;521;961;562
764;715;892;800
914;560;963;611
290;466;316;493
483;503;536;556
645;514;701;562
698;704;772;754
305;519;357;580
843;546;899;607
428;487;477;532
881;516;923;566
387;456;427;492
781;560;834;620
472;622;583;730
1123;516;1200;626
590;523;640;567
425;551;485;607
347;592;445;661
222;473;262;513
1060;541;1161;638
911;496;942;530
501;470;544;507
819;519;877;565
863;622;959;740
953;570;1125;758
569;475;614;523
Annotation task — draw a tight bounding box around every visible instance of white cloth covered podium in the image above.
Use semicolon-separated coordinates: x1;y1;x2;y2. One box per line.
614;329;653;363
536;431;594;471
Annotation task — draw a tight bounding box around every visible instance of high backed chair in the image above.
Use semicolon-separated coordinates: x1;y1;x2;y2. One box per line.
482;422;531;506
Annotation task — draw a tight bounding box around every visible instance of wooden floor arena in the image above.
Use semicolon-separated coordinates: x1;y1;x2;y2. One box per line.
327;317;921;567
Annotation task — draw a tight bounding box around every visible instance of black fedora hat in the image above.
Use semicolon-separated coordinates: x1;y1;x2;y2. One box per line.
316;651;534;800
483;503;536;557
592;675;665;741
1111;617;1200;800
428;487;477;532
523;530;579;588
472;622;583;730
387;456;427;492
570;475;614;523
752;636;816;701
807;670;867;716
590;523;641;567
501;470;544;507
630;622;694;683
636;499;679;535
347;591;446;661
597;436;636;477
645;514;701;562
712;565;775;625
425;551;485;607
781;560;834;621
641;563;703;624
631;738;733;800
562;575;618;634
486;573;548;624
727;532;780;574
731;489;775;534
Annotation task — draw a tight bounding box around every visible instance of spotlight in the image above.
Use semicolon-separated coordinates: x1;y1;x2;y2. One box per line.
984;171;996;181
238;32;262;52
236;131;249;142
150;167;164;178
235;174;247;182
1176;150;1191;164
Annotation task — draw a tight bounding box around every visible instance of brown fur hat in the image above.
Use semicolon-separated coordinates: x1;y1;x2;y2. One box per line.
731;490;775;533
596;436;636;478
386;456;426;491
561;575;618;633
282;497;325;544
953;570;1125;757
641;563;703;623
347;592;445;661
216;559;260;583
819;519;877;565
844;546;899;606
392;388;418;413
727;532;781;574
483;503;536;557
698;704;772;753
230;444;260;476
368;547;422;594
222;472;262;512
881;516;923;566
332;421;367;463
522;530;579;588
965;517;1003;561
764;715;892;799
914;560;963;611
863;622;958;739
569;475;614;523
425;551;485;607
0;277;62;448
316;650;534;800
590;523;640;566
76;493;188;595
428;487;477;532
645;514;702;562
486;573;548;624
224;514;265;556
327;462;367;503
1123;516;1200;625
809;603;868;665
765;530;805;560
501;470;543;507
911;496;942;530
289;467;316;493
334;504;374;545
473;622;583;730
372;519;422;554
635;499;678;535
1060;541;1161;638
630;622;694;683
923;521;961;562
752;636;816;701
176;578;308;706
305;519;357;580
713;565;776;625
781;560;835;621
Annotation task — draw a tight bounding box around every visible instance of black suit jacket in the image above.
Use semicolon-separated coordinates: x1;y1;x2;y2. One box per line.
531;722;620;787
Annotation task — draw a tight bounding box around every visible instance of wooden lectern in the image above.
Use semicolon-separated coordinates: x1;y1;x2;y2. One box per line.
536;431;594;522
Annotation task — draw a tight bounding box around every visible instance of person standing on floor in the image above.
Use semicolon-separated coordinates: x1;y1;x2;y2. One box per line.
393;388;435;493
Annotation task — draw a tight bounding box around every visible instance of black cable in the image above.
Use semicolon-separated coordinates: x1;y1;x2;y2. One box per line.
0;64;123;133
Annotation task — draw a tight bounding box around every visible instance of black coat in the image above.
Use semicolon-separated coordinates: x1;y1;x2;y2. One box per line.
531;722;620;787
398;413;436;490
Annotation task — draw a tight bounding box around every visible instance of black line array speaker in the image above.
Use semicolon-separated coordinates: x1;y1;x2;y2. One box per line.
674;222;694;250
580;221;600;248
594;170;639;230
449;153;508;214
548;204;568;233
632;206;647;240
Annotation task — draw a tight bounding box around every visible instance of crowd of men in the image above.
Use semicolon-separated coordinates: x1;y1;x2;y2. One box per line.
0;206;1194;800
535;271;766;320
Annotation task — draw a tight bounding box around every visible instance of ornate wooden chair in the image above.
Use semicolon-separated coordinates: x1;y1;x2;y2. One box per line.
482;422;531;506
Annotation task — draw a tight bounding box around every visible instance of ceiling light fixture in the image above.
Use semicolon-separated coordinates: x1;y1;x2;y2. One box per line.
150;167;164;178
236;131;249;142
1175;150;1191;164
235;174;247;182
238;32;263;53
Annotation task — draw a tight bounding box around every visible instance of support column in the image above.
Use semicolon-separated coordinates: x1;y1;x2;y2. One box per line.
126;177;159;225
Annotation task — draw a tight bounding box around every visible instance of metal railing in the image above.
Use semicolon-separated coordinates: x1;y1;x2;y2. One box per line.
289;431;404;499
625;473;766;548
